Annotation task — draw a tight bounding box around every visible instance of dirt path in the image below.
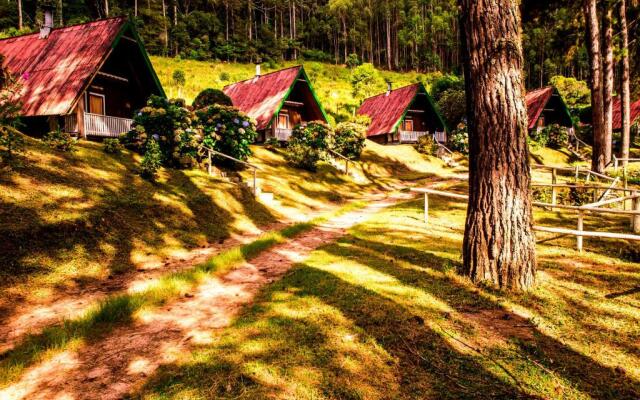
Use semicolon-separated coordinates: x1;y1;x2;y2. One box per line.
0;191;412;400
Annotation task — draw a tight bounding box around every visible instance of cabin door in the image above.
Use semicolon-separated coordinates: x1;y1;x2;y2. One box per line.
278;112;290;129
87;93;106;115
402;118;414;132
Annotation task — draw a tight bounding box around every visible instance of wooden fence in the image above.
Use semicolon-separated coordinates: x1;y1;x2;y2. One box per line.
410;187;640;253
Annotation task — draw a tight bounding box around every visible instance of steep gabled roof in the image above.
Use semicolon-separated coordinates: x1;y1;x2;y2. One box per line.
611;97;640;131
525;87;555;130
0;17;163;116
357;83;445;138
223;65;326;130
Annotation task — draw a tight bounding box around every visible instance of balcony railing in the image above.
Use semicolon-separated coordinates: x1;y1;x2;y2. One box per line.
64;112;133;137
275;127;293;141
398;130;447;144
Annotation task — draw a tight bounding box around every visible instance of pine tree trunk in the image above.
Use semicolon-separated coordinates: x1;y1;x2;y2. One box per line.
386;10;391;70
620;0;631;167
458;0;537;290
603;5;614;166
17;0;22;30
585;0;607;173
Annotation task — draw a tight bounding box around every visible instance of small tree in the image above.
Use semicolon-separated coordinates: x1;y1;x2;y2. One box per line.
0;54;25;164
333;122;366;159
172;69;186;98
350;63;383;103
286;121;334;171
192;88;233;109
346;53;361;69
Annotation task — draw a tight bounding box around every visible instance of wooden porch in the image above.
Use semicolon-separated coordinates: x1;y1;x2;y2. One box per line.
64;112;133;138
399;130;447;144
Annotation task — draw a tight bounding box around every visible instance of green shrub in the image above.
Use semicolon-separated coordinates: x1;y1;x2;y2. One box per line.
103;138;124;154
192;88;233;109
0;55;25;165
430;74;464;102
529;127;550;148
333;122;366;159
448;123;469;154
437;89;466;128
140;138;163;180
264;137;282;150
0;126;24;164
544;124;569;149
569;184;593;206
195;104;257;163
285;121;334;171
414;134;439;156
346;53;361;69
219;71;231;82
43;130;75;152
126;96;200;169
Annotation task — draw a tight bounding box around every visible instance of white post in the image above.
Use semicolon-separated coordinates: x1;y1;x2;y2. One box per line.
551;168;558;205
614;156;619;172
208;150;212;175
632;197;640;234
577;211;584;253
424;193;429;224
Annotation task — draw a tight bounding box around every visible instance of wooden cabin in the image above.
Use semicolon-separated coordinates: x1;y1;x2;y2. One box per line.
0;12;164;138
356;83;447;145
525;87;573;133
612;97;640;132
223;65;328;142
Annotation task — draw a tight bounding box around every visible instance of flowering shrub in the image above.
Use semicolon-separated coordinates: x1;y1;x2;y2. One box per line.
285;121;334;171
126;96;200;169
196;104;257;163
333;122;366;159
448;123;469;154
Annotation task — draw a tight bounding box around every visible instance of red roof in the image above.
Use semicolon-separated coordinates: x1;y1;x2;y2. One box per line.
357;83;420;137
0;17;127;116
223;66;303;130
525;86;554;130
611;97;640;131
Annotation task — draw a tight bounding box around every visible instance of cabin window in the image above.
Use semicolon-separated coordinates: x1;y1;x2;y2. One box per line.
402;117;414;132
87;92;106;115
278;112;290;129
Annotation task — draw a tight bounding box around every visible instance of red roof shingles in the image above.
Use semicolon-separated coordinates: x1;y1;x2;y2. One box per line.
223;66;302;130
0;17;126;116
611;97;640;131
525;86;554;130
357;83;419;137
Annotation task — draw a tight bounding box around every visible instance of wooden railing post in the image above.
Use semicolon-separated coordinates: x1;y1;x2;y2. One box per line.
253;168;257;196
424;193;429;224
632;197;640;234
551;168;558;205
577;211;584;253
208;150;212;175
575;165;580;180
614;156;619;172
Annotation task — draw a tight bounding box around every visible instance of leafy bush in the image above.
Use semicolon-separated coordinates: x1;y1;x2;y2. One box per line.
126;96;200;169
414;134;439;156
430;74;464;102
542;124;568;149
219;71;231;82
264;137;282;150
333;122;366;159
350;63;384;102
196;104;257;163
140;138;163;180
103;138;124;154
346;53;361;69
529;128;549;148
43;130;75;152
0;54;25;164
437;89;466;128
192;88;233;109
285;121;334;171
301;49;333;62
448;123;469;154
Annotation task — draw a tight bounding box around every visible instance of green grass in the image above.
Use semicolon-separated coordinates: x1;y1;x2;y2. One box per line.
135;189;640;399
0;200;366;387
151;57;430;122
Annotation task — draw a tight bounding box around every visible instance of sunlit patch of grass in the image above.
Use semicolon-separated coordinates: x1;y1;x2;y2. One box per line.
0;201;365;388
137;194;640;399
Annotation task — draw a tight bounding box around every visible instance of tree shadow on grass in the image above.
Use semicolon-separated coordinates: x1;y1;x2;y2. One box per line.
135;264;540;399
326;236;640;399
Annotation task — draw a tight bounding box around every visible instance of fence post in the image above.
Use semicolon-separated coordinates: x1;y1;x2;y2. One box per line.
424;193;429;224
551;168;558;205
614;156;619;172
575;165;580;180
632;197;640;234
253;168;257;196
577;211;584;253
208;150;212;176
345;159;349;175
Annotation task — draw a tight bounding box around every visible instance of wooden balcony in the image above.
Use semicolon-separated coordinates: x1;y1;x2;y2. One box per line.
275;127;293;141
398;130;447;144
64;112;133;138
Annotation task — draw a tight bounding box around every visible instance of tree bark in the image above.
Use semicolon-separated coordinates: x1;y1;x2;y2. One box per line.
385;6;391;70
603;4;614;166
17;0;22;30
458;0;536;290
584;0;607;173
620;0;631;167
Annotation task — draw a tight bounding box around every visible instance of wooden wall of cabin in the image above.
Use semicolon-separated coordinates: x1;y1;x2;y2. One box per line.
407;93;445;133
286;79;326;123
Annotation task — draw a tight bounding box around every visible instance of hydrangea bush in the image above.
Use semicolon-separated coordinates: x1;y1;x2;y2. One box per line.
195;104;257;163
448;123;469;154
285;121;334;171
125;96;200;168
333;122;366;159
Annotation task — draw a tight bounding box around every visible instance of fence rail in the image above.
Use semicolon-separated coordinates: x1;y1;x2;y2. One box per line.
409;187;640;252
201;146;262;196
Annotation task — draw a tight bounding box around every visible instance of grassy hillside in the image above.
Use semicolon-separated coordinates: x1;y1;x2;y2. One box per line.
0;138;452;305
150;57;431;123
